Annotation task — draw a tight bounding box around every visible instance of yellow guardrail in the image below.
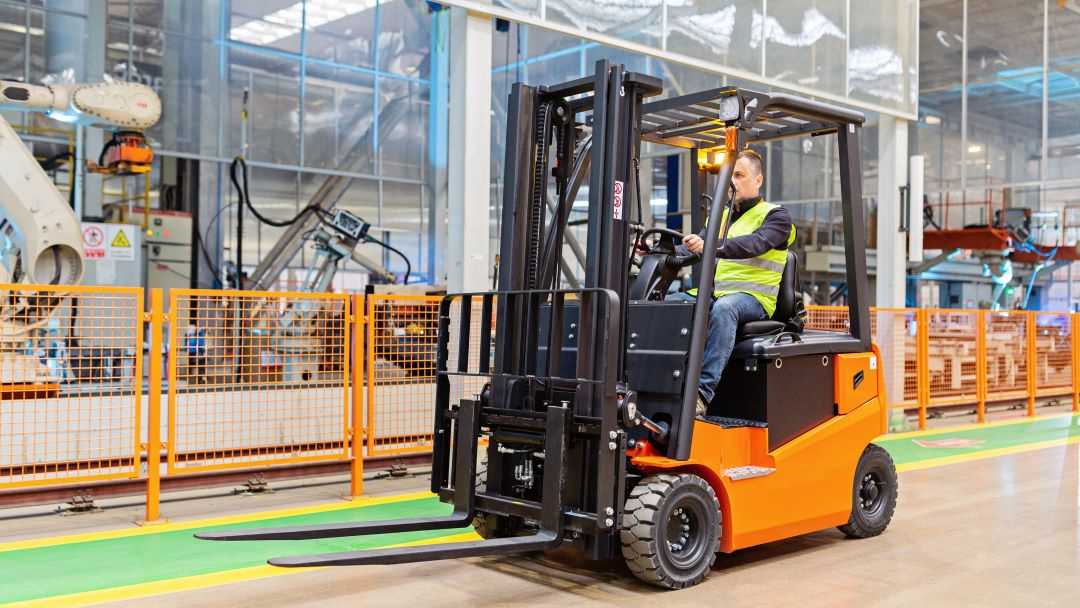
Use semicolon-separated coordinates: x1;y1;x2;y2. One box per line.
0;284;144;490
4;286;1080;516
807;305;1080;429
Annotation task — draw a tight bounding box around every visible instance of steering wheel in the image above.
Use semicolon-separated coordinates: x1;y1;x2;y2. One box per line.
638;228;699;268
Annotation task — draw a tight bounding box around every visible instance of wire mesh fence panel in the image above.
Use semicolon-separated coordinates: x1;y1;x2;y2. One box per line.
0;284;142;488
1034;313;1072;395
805;305;850;332
984;311;1029;400
366;295;441;456
167;290;349;473
926;310;979;406
872;309;918;409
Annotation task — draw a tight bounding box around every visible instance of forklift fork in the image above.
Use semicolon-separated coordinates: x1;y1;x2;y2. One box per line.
196;401;568;567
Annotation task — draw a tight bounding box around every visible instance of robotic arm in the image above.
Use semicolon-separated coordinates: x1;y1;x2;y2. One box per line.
0;80;161;129
0;80;161;286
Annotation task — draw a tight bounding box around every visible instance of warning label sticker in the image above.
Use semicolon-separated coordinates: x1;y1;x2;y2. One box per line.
83;225;106;259
613;180;624;221
106;225;135;261
111;229;131;248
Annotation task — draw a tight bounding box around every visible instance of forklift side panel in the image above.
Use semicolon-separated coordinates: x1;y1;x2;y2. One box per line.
715;353;835;451
835;353;879;415
632;396;882;554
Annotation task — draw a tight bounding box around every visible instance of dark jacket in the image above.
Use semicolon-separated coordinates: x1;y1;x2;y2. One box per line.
675;197;793;259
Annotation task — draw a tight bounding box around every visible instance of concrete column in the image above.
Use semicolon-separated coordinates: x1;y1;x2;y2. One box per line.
876;115;908;308
877;115;910;431
446;8;492;293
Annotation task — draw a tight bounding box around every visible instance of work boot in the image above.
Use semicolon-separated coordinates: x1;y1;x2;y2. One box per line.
696;391;710;418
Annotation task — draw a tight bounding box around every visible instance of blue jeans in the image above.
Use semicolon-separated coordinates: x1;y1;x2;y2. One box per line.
666;292;767;403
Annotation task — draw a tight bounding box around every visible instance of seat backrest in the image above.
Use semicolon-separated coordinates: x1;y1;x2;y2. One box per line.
771;250;799;322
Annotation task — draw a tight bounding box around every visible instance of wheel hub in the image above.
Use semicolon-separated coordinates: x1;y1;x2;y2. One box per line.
859;472;886;512
666;507;694;553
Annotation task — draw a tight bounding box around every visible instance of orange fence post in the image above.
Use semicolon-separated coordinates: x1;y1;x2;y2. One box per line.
916;308;929;430
1026;312;1037;417
142;288;165;525
366;295;377;456
350;294;364;499
1073;314;1080;413
976;310;987;423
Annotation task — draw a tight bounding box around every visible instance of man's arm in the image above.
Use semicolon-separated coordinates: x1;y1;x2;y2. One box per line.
713;206;792;259
674;225;709;257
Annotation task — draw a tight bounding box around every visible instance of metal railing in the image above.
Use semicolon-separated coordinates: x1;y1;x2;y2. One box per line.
0;284;143;490
4;287;1080;517
807;305;1080;429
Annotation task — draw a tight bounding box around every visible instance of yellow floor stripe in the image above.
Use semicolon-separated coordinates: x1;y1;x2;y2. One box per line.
896;435;1080;473
6;532;481;608
0;491;436;554
880;412;1078;442
9;413;1080;605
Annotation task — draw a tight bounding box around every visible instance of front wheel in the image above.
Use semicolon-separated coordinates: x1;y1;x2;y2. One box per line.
620;473;721;589
838;444;899;539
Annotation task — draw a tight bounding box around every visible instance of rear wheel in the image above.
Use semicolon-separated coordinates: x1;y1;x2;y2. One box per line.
620;473;720;589
839;444;898;538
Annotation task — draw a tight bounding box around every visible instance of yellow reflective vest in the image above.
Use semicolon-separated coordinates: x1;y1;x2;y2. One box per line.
695;201;796;317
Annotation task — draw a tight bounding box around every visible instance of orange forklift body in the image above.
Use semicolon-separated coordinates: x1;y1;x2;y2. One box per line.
630;349;886;553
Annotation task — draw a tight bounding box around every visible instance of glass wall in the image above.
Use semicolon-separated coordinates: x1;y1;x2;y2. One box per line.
912;0;1080;310
490;19;882;281
0;0;440;285
911;0;1080;200
487;0;918;116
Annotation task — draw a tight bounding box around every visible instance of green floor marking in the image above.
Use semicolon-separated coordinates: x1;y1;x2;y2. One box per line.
3;414;1080;604
0;497;452;604
877;414;1080;464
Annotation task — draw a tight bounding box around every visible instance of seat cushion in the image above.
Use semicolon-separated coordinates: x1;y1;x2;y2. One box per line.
737;320;785;339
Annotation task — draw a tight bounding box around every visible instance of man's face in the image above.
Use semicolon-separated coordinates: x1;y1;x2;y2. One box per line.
732;156;764;201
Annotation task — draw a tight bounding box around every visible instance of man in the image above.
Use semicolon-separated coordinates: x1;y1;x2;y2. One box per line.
668;148;795;415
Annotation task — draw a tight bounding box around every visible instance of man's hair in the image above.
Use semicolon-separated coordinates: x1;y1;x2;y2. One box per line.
737;148;764;178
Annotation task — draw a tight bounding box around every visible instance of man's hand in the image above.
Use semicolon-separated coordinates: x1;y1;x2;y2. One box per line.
683;234;704;255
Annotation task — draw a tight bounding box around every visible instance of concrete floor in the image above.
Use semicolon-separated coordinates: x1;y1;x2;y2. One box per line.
82;442;1080;608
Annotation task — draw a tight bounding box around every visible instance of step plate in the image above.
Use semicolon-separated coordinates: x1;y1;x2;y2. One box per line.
701;415;768;428
724;465;776;481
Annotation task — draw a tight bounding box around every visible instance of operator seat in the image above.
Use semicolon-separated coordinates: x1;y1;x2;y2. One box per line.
735;250;804;341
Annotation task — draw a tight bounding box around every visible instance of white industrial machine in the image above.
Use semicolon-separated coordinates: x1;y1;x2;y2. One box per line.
0;79;161;385
0;79;160;287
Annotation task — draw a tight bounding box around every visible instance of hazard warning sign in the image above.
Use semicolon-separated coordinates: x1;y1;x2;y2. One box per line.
106;225;135;261
111;229;130;248
83;225;106;259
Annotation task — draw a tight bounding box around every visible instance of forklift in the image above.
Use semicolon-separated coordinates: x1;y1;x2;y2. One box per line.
199;61;898;590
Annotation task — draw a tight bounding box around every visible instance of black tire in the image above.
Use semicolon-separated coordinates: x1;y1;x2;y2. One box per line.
620;473;721;589
471;457;500;539
839;444;899;539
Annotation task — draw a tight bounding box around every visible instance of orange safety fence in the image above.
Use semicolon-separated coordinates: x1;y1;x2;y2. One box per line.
0;284;143;489
871;308;919;411
926;310;979;407
806;306;918;412
6;283;1080;510
365;294;442;457
166;289;350;473
809;305;1080;429
983;311;1030;403
1034;313;1072;397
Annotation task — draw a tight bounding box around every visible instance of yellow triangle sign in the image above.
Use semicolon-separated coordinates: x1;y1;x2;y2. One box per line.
111;229;131;248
